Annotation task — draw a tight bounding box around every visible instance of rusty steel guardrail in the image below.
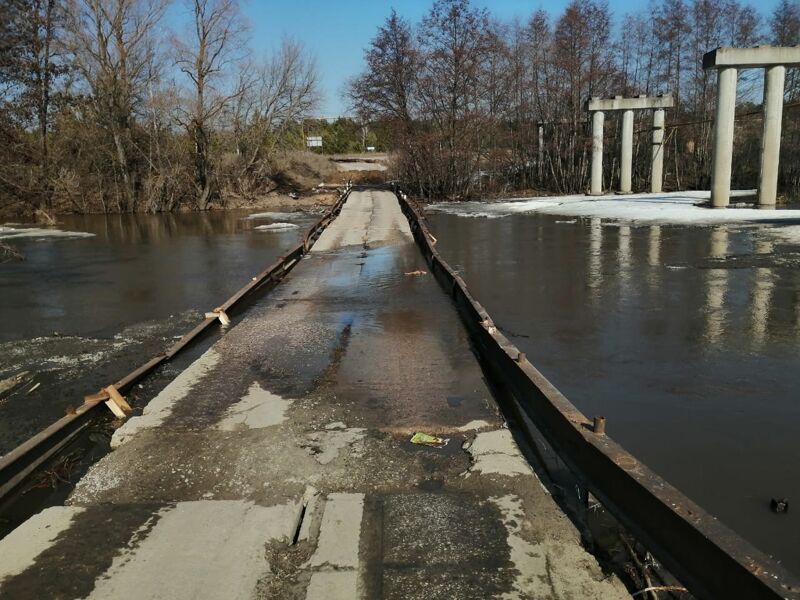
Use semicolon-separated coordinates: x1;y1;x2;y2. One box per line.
0;188;351;502
395;189;800;600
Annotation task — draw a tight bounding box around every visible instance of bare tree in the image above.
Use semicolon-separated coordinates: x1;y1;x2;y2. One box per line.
233;38;319;190
64;0;166;212
173;0;247;210
347;10;419;187
416;0;491;198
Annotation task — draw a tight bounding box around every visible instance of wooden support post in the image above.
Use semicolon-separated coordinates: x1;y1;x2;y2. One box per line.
103;385;132;419
204;309;231;326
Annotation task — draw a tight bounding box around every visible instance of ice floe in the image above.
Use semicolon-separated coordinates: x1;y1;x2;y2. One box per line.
0;226;94;240
427;190;800;226
255;222;299;231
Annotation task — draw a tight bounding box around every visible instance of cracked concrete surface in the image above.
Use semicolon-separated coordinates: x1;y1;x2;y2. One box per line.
215;381;293;431
465;429;534;477
0;190;628;599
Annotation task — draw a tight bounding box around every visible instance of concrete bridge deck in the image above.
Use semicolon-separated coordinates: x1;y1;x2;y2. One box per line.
0;190;627;599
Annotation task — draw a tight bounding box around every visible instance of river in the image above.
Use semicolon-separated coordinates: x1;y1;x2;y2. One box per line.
0;209;317;455
426;207;800;576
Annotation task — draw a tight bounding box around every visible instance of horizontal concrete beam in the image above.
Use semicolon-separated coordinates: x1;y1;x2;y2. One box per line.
536;119;589;126
586;95;674;111
703;45;800;69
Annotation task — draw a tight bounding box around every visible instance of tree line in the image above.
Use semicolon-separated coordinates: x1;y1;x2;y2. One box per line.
349;0;800;201
0;0;320;216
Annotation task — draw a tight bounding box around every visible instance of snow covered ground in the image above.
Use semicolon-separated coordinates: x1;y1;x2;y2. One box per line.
427;190;800;226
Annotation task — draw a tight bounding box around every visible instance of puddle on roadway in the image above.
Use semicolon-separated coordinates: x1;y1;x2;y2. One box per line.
326;242;496;432
428;209;800;576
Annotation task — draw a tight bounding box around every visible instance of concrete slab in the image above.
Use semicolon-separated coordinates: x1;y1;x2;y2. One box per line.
307;493;364;569
466;429;533;477
87;500;300;600
306;571;360;599
215;381;292;431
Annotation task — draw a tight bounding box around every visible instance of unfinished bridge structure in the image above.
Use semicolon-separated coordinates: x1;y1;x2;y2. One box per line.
704;45;800;208
586;94;674;196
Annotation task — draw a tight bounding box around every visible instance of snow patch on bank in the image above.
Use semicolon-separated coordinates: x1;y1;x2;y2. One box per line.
0;225;94;240
428;190;800;226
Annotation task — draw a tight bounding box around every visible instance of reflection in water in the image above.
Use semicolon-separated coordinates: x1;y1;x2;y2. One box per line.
0;209;313;342
647;226;661;292
588;218;602;293
752;240;774;347
648;226;661;267
617;225;632;292
704;227;729;346
428;210;800;576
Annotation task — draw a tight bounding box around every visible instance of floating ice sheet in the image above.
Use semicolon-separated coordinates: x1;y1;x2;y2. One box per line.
254;222;299;231
427;191;800;226
0;226;94;240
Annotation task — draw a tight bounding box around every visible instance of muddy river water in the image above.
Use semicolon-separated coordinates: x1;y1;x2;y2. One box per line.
0;209;316;455
427;207;800;576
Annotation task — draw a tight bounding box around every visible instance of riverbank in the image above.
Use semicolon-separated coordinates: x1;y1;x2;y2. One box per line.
0;149;392;223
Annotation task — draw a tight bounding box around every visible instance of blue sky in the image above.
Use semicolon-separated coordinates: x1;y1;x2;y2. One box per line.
243;0;783;115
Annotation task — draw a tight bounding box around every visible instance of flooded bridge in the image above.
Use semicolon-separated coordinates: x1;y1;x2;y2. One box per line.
1;188;799;599
0;190;626;599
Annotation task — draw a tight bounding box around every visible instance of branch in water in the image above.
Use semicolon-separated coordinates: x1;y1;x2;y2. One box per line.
0;240;24;262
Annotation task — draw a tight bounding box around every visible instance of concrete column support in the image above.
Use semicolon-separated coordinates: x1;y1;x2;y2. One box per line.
651;109;666;193
710;67;738;208
619;109;634;194
590;111;605;195
758;65;786;207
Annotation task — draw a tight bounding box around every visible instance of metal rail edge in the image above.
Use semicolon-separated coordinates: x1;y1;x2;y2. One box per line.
395;189;800;600
0;188;352;502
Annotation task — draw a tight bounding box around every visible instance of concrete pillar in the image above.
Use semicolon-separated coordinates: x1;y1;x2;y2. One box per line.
710;67;738;208
651;109;666;193
590;111;604;195
620;109;634;193
758;65;786;207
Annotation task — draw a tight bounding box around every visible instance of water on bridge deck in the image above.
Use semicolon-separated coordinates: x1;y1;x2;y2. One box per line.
0;190;627;599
